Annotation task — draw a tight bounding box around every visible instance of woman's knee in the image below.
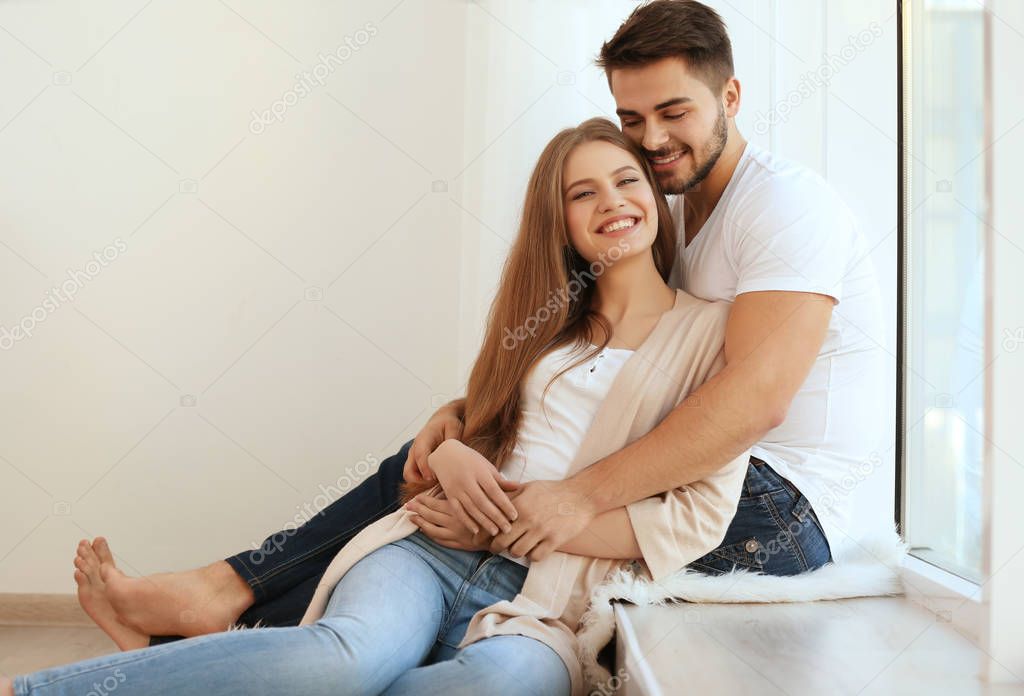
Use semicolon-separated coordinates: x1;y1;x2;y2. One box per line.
385;635;571;696
445;636;571;696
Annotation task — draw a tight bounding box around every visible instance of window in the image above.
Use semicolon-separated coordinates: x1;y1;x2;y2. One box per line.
900;0;987;582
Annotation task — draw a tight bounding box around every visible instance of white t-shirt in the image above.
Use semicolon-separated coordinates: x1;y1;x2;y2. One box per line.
500;343;634;566
667;141;887;560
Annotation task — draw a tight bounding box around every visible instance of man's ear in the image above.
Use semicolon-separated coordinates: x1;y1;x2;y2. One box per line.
723;77;742;118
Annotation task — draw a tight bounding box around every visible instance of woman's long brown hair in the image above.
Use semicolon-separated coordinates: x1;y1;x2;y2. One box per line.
401;117;676;502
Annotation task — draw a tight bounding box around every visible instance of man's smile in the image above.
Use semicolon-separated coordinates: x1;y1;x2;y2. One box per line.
649;148;690;172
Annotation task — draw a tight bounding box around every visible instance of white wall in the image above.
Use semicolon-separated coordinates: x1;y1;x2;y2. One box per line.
983;0;1024;679
0;0;469;593
0;0;898;593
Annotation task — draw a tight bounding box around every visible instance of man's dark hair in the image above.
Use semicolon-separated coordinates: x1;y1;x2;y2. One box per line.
597;0;735;92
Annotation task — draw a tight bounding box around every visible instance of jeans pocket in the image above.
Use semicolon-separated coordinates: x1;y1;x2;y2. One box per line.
792;494;828;541
795;496;832;568
688;539;765;576
760;492;832;574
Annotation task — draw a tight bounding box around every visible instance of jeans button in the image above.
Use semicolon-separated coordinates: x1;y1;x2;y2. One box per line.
744;539;759;553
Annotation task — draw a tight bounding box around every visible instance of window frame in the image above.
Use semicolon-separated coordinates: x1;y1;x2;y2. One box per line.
896;0;985;605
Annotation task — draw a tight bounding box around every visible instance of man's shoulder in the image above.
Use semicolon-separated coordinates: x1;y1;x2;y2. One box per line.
722;145;855;249
734;142;838;208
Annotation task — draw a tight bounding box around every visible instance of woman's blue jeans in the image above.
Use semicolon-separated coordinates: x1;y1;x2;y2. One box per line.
14;531;571;696
147;443;831;644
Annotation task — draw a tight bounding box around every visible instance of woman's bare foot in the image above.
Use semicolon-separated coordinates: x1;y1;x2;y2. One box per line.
73;539;149;651
102;555;255;638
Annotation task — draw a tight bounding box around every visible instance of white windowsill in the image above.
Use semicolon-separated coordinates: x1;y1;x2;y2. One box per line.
612;595;1001;694
900;553;983;641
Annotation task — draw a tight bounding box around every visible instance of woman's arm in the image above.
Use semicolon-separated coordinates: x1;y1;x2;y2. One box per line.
556;507;642;560
404;398;467;482
407;491;641;558
425;439;520;536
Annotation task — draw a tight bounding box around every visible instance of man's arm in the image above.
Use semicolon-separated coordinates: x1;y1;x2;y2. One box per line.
408;492;641;559
488;290;834;558
576;290;833;510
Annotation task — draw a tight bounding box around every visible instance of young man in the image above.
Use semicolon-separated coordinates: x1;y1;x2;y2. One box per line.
76;0;885;649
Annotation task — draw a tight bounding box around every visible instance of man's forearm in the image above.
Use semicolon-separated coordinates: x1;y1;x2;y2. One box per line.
569;364;773;514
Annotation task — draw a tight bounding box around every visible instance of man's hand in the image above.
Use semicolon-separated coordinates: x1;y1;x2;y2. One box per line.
488;479;597;562
405;492;492;552
404;400;465;483
427;440;520;536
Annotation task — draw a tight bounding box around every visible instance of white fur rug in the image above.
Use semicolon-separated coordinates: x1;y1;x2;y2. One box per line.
576;529;907;689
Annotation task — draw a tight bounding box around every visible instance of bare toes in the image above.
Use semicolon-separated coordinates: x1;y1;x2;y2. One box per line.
79;540;99;566
93;537;115;566
100;562;121;584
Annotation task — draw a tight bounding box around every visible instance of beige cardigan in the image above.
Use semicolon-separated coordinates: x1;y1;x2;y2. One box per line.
299;289;749;696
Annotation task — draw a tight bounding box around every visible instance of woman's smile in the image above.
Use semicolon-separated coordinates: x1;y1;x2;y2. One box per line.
595;215;643;238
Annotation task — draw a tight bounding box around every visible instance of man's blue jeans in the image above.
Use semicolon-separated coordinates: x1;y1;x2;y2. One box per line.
148;442;831;644
15;531;570;696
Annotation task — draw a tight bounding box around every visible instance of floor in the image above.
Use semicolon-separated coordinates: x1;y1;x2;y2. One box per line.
2;597;1023;694
0;625;115;677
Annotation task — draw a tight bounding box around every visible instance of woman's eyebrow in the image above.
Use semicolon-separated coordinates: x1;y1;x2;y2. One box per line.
565;165;640;192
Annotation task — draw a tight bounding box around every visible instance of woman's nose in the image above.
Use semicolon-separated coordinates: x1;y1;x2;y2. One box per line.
598;192;626;214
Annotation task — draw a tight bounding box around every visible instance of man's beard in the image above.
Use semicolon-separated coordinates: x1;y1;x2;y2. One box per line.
659;104;728;195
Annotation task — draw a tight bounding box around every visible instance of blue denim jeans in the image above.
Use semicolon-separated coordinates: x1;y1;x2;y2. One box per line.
147;445;830;647
687;455;832;576
14;531;571;696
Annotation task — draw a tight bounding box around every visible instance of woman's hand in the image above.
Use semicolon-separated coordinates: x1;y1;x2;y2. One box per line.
403;400;465;483
426;439;521;536
405;492;493;551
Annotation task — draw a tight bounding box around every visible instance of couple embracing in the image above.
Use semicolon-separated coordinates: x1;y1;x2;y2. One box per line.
6;2;884;695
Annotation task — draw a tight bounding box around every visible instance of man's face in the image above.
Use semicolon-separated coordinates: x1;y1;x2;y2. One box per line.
610;57;729;195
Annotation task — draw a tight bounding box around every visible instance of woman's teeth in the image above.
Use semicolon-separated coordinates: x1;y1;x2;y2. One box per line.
600;218;637;234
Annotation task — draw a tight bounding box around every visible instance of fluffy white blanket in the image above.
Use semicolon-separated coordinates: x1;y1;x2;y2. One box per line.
576;529;907;688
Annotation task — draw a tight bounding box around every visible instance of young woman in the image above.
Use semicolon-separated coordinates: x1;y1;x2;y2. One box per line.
4;118;747;696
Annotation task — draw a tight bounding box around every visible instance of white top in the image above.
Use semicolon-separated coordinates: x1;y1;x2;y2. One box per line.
667;141;887;561
499;342;634;566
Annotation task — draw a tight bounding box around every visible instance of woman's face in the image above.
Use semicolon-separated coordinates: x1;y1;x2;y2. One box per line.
562;140;660;265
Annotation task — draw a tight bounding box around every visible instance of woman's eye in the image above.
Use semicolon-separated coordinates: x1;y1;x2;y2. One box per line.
618;178;639;186
572;191;593;200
